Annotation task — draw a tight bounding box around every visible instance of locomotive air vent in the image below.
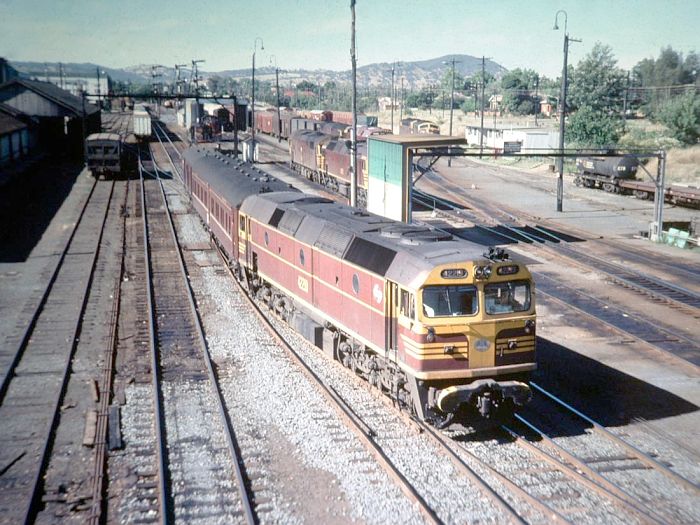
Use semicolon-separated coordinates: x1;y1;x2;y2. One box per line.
351;210;370;217
399;230;453;245
380;224;427;238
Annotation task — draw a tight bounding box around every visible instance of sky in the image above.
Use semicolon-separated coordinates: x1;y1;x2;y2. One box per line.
1;0;698;79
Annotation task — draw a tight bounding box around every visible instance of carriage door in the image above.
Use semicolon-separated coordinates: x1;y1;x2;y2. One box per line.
385;281;399;361
238;213;249;266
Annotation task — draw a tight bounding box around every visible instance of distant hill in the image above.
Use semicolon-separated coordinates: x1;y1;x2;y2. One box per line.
9;54;506;89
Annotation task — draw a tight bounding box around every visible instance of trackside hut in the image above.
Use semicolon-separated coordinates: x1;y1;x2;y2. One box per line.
0;78;101;157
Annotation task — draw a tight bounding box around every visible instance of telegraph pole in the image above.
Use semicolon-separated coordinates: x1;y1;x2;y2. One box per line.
444;57;460;166
96;67;101;110
276;66;282;142
479;56;486;158
534;74;539;126
350;0;358;207
390;63;395;133
399;76;404;122
251;39;263;163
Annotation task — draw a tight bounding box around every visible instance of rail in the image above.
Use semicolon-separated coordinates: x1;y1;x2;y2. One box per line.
213;242;442;525
140;150;255;524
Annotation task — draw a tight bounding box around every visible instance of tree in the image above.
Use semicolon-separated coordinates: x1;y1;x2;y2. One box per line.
500;68;539;115
567;43;626;146
567;104;624;146
569;43;626;113
655;92;700;145
405;88;436;109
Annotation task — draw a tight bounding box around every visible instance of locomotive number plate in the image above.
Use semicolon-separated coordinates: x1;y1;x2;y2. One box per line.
298;276;309;293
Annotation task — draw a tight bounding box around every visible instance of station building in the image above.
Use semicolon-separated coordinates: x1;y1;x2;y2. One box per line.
0;78;101;157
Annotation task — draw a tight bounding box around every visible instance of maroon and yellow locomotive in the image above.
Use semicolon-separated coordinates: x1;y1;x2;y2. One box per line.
183;148;536;424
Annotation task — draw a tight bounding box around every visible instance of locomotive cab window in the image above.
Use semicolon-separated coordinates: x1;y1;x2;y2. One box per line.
484;280;531;315
239;215;246;231
299;248;305;267
422;285;477;318
400;289;415;319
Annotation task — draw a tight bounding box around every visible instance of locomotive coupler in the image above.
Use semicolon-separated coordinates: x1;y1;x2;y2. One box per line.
435;379;532;418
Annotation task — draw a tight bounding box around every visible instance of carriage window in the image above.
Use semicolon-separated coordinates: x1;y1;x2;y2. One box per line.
484;281;530;314
422;285;477;318
400;289;415;319
240;216;246;231
352;273;360;295
299;249;305;267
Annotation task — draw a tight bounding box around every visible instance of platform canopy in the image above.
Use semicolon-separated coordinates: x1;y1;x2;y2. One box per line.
367;135;466;223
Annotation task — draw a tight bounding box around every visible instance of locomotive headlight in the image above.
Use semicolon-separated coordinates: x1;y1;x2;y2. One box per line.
525;319;535;334
474;266;493;280
426;327;436;343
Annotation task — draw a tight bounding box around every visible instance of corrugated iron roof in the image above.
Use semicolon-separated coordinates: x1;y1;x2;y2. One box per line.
0;78;100;117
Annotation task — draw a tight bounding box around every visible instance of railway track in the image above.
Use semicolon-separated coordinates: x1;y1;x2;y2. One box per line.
0;179;115;523
138;151;255;523
416;174;700;311
212;241;445;524
153;120;184;179
411;184;700;365
508;382;700;523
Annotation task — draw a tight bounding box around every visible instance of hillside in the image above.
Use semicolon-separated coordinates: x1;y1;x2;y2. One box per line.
10;54;506;89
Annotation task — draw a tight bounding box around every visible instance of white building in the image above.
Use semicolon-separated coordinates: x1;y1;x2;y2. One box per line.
465;125;559;153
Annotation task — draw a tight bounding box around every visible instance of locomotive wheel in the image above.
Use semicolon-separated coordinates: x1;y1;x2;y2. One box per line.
602;182;615;193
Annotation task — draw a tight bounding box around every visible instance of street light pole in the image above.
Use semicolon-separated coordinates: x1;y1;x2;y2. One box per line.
553;10;580;212
251;37;264;163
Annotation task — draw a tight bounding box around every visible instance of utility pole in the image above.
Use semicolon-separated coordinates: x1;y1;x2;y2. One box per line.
151;65;163;117
534;74;539;126
59;62;64;89
350;0;358;207
479;56;486;158
444;57;460;166
622;71;630;131
276;66;282;143
251;39;263;163
232;94;239;159
390;63;395;133
554;10;580;212
175;64;188;107
95;67;101;110
399;76;404;122
81;90;87;167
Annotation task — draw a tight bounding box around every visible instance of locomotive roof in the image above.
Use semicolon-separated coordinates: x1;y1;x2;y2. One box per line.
183;147;298;208
240;190;489;289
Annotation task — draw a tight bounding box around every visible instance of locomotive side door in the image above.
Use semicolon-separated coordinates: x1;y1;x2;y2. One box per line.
385;281;399;361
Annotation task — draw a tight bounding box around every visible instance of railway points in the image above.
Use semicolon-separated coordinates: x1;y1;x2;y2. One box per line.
1;107;698;524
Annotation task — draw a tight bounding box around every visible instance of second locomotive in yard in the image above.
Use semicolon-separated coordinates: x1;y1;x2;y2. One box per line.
183;148;536;424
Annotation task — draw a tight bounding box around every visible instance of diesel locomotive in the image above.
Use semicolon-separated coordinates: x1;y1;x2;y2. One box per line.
182;147;536;424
